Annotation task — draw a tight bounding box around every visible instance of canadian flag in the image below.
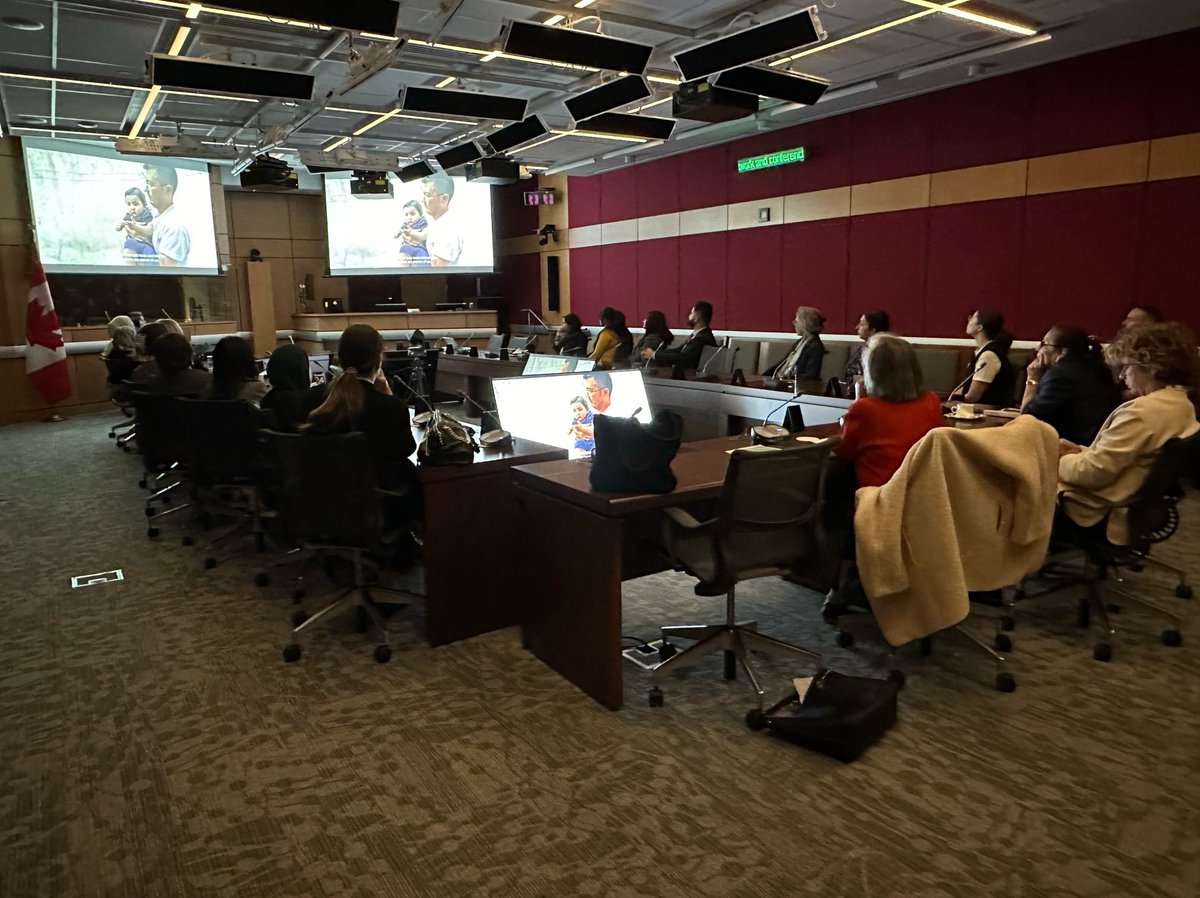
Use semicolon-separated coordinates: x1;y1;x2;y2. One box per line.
25;256;72;405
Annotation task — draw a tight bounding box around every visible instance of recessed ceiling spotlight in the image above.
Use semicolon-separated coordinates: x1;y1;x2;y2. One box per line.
0;16;45;31
76;120;99;129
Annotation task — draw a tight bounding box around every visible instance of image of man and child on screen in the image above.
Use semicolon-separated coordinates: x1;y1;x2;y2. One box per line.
392;173;463;267
115;164;193;267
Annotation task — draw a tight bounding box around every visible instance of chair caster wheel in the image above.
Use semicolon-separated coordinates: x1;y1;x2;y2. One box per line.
291;610;308;628
373;645;392;664
203;557;216;570
648;687;664;707
1093;643;1112;662
1161;629;1182;647
1105;602;1121;614
835;630;854;648
291;588;306;603
999;615;1015;632
147;527;159;539
1075;601;1090;628
994;633;1012;653
354;607;370;634
138;478;147;489
109;432;116;439
745;709;768;731
181;536;194;547
1176;584;1193;599
282;644;301;663
994;672;1017;693
254;572;269;587
657;640;677;662
887;669;906;689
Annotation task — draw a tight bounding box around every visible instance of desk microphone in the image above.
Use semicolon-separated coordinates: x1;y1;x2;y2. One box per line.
456;390;512;449
629;406;643;418
751;392;802;445
391;374;435;426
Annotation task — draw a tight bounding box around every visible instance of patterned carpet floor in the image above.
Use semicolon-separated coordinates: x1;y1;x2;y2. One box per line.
1;412;1197;898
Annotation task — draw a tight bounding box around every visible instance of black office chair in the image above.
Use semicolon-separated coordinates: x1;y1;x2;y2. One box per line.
1012;431;1199;661
130;392;195;538
649;442;835;709
177;398;267;567
266;431;416;664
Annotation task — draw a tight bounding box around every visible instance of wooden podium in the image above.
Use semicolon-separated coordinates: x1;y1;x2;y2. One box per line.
245;261;276;357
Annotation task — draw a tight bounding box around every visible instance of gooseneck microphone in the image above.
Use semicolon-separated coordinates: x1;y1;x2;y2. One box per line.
751;391;802;445
456;390;512;448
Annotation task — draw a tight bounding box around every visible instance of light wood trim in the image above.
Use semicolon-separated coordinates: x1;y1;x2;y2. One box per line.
783;186;851;223
638;212;680;240
1027;141;1149;196
600;218;638;244
850;174;931;216
679;205;728;236
1148;133;1200;182
930;160;1028;206
728;197;784;230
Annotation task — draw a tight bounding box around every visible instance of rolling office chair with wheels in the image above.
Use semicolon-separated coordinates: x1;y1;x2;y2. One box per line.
130;392;195;538
1012;431;1199;661
649;442;836;709
266;431;418;664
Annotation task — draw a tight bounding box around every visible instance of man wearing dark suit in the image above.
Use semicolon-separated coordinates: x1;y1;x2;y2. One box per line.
641;301;717;370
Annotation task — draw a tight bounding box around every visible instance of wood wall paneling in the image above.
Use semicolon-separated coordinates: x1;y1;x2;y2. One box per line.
1026;141;1149;196
1147;133;1200;182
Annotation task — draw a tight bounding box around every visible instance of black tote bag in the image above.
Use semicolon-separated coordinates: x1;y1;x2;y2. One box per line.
589;410;683;494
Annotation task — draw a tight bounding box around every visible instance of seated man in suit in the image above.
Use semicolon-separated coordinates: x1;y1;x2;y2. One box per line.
640;301;716;371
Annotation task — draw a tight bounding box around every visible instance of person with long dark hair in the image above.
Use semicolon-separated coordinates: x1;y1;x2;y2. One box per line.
206;336;268;405
1020;325;1121;445
554;313;589;357
588;306;633;368
306;324;417;494
129;320;170;384
844;309;890;382
632;310;674;363
953;307;1014;406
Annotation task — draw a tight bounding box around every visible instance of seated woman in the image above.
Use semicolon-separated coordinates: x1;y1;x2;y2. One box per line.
205;336;269;406
952;307;1014;406
306;324;418;498
763;306;826;386
101;315;135;360
554;313;589;357
835;333;945;489
129;321;170;384
1057;322;1199;545
588;306;633;368
261;344;326;433
632;310;674;364
143;333;213;396
103;325;140;389
1020;325;1120;446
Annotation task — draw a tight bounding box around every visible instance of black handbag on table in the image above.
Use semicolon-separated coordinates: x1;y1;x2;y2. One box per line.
747;669;899;763
418;411;478;466
589;410;683;494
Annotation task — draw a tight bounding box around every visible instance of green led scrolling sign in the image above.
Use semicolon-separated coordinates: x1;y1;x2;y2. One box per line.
737;146;807;173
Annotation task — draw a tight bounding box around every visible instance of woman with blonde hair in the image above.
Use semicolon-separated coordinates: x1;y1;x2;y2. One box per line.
763;305;826;384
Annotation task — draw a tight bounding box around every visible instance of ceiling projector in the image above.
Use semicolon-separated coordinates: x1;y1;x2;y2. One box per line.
239;155;298;191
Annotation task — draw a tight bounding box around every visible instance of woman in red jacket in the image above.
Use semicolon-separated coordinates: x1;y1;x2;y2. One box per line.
836;333;944;488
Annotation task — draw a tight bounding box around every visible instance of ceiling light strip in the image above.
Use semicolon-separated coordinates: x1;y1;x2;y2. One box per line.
558;129;647;144
434;75;455;88
128;85;162;137
352;108;399;136
544;15;565;26
167;25;192;56
769;0;974;66
900;0;1037;36
324;136;351;151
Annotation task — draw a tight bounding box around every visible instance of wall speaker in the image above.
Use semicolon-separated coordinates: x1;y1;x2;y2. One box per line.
674;8;823;82
714;66;828;106
150;55;314;101
575;112;675;141
401;86;527;122
565;75;651;123
434;141;484;172
483;115;549;154
503;21;653;74
398;159;435;182
203;0;400;34
546;255;560;313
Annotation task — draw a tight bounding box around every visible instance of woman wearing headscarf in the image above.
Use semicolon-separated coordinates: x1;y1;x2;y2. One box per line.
261;344;326;432
101;315;135;359
205;336;269;406
103;326;140;389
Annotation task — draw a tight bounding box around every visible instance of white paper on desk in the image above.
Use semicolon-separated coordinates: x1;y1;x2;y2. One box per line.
793;676;815;703
793;435;823;443
726;444;780;455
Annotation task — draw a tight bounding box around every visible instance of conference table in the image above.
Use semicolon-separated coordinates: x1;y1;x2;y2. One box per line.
512;426;839;710
433;353;524;409
409;422;565;645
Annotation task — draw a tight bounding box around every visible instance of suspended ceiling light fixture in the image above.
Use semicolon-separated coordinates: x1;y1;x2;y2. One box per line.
899;0;1038;37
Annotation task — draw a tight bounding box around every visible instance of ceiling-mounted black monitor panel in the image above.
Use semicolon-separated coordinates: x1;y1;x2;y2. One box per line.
401;86;527;122
435;141;484;171
151;55;315;100
398;159;435;182
503;21;653;74
203;0;401;34
484;115;549;154
565;75;651;123
714;66;829;106
674;8;823;82
575;112;675;142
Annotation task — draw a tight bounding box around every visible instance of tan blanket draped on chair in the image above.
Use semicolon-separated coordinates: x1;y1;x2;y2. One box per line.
853;415;1059;646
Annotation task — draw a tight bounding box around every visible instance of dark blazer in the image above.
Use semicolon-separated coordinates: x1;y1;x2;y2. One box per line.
762;336;825;381
1024;357;1121;446
262;384;327;433
557;331;589;357
310;378;417;493
652;326;716;370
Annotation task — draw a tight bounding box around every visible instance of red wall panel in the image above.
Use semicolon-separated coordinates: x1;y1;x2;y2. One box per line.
1019;186;1145;339
635;156;680;219
780;219;850;333
725;227;781;330
569;246;603;323
677;144;729;212
1148;31;1200;138
635;237;680;325
599;167;638;224
925;198;1025;337
849;94;933;184
847;210;930;337
567;175;601;228
782;112;852;195
678;232;729;329
929;73;1032;172
496;251;541;316
1135;178;1200;328
600;243;638;317
726;132;788;205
